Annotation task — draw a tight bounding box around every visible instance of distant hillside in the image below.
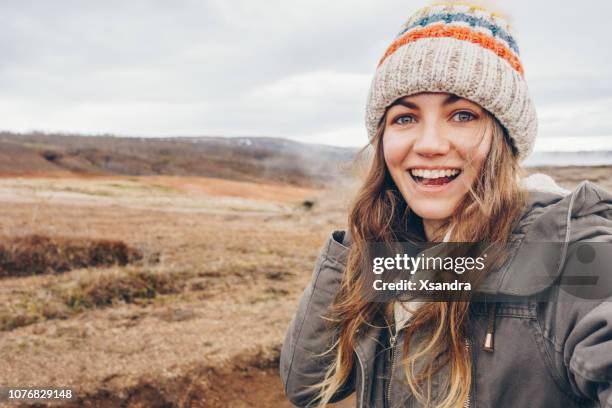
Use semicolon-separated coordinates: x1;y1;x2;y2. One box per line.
0;132;359;187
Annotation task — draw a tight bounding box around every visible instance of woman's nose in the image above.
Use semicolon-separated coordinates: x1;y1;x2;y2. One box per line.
412;123;451;156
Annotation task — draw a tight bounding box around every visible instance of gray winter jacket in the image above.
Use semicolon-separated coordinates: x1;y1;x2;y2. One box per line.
280;178;612;407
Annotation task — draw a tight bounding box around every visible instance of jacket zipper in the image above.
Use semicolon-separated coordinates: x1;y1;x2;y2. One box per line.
463;338;471;408
355;347;366;408
382;318;472;408
384;337;470;407
386;326;398;408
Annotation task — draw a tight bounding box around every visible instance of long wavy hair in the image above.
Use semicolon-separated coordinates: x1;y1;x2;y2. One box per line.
311;101;527;407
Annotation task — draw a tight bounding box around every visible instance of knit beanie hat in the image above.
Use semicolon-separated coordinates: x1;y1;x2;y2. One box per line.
365;2;538;161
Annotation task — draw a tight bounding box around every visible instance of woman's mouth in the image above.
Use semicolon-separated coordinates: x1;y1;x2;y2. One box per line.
409;168;461;187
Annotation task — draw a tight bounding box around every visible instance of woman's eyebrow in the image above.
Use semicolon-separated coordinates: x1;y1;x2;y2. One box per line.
387;94;462;110
390;99;419;110
443;94;462;105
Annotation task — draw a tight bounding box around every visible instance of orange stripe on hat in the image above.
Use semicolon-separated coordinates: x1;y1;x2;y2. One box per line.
378;25;524;77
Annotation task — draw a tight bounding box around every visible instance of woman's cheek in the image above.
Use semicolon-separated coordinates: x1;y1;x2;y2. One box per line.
383;133;411;166
457;129;493;159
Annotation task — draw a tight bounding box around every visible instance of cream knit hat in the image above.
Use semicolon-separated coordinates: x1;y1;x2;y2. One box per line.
365;2;538;161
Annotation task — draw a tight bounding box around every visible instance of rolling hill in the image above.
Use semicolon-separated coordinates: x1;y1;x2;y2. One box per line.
0;132;360;188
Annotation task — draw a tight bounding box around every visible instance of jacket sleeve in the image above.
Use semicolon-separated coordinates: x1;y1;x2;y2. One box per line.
557;236;612;407
563;299;612;407
280;230;355;407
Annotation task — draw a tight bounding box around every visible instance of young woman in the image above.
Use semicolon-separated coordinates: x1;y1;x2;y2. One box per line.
280;2;612;408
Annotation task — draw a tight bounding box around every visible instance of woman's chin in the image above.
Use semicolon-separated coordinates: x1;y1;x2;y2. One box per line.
408;201;458;221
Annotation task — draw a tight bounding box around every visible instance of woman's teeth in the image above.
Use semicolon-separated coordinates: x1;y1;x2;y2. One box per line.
410;169;460;179
409;168;461;186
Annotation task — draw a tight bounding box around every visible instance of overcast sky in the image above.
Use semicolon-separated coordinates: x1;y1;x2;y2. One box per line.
2;0;611;150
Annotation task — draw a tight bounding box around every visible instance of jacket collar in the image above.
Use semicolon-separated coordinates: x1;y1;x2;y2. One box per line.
476;175;612;296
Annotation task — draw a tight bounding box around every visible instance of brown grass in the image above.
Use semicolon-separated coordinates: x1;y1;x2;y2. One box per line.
0;234;143;278
61;268;184;310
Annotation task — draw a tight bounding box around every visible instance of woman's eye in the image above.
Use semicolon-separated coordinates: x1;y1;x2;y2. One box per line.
453;111;476;122
394;115;415;125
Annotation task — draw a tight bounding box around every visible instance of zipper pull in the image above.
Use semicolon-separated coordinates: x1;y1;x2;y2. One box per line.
483;332;494;351
388;333;397;362
483;302;497;352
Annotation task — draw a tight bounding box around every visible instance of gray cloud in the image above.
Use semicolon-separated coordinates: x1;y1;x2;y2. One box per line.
1;0;611;149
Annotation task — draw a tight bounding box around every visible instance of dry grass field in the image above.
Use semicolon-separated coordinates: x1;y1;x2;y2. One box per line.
0;174;358;408
0;166;610;407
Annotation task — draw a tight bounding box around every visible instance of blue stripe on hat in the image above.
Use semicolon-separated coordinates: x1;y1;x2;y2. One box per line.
397;12;520;55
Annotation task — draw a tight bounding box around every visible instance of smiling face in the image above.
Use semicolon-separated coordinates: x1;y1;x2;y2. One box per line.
382;92;493;233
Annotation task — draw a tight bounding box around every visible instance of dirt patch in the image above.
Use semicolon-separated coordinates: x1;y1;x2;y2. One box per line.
0;235;143;279
139;175;321;204
11;346;354;408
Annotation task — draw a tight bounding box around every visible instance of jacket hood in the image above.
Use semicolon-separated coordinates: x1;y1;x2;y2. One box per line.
476;173;612;296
